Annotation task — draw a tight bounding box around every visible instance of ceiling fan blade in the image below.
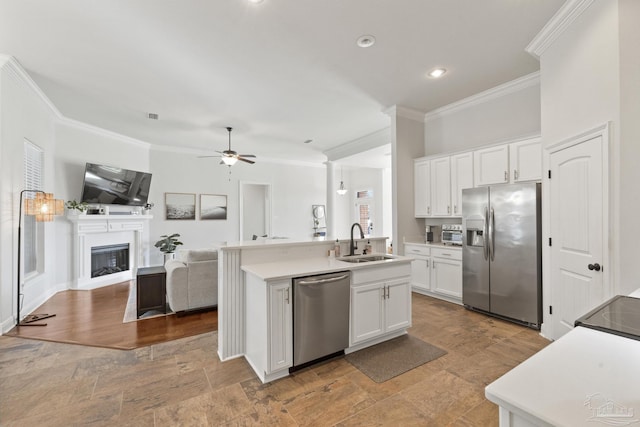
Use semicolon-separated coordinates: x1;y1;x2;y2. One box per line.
197;155;222;158
237;157;255;164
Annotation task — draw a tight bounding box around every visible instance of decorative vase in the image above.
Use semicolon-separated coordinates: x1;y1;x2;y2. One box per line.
163;253;175;263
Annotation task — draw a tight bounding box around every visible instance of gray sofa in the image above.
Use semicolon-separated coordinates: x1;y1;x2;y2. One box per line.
164;249;218;313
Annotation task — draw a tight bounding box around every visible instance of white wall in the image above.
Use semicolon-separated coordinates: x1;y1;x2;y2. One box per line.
424;78;541;155
618;0;640;294
391;109;425;255
53;121;151;287
148;148;326;265
0;58;59;332
333;167;387;241
540;0;640;296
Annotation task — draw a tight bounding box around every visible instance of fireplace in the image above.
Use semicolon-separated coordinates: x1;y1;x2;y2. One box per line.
91;243;130;278
70;216;148;290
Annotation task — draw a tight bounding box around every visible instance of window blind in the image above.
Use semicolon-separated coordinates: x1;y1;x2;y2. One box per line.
23;140;44;275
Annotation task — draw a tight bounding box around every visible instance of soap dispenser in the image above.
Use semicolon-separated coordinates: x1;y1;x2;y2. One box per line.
334;239;341;257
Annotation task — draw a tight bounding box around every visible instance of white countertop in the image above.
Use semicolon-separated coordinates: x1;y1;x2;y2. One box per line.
486;311;640;426
404;241;462;250
219;236;388;251
241;254;411;281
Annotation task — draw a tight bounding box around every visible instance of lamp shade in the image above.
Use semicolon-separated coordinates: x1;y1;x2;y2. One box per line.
222;156;238;166
24;192;64;222
337;181;348;196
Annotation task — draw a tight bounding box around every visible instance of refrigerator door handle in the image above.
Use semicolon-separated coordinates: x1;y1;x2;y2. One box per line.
489;207;495;261
483;206;489;260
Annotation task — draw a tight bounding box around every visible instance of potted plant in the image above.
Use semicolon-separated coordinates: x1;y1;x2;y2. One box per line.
65;200;89;215
155;233;183;262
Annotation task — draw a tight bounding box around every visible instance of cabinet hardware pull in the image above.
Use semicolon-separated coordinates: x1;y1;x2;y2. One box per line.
447;206;450;214
504;171;508;181
426;260;429;267
285;288;290;304
427;206;431;215
387;286;390;299
514;170;518;180
454;205;457;214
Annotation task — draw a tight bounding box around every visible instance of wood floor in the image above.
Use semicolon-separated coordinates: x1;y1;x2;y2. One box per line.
0;293;550;426
4;281;218;350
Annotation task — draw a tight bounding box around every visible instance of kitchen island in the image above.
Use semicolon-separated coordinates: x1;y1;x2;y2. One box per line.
242;254;412;382
216;237;394;362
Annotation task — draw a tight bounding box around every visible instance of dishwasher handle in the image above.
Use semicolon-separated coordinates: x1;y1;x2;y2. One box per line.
296;274;350;285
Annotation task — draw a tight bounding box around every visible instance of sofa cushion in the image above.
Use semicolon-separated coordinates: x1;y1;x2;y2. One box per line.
179;249;218;262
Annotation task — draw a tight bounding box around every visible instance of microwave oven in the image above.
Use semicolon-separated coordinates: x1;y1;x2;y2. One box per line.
442;224;463;245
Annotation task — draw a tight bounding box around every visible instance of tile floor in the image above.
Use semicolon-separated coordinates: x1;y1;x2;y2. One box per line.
0;294;549;426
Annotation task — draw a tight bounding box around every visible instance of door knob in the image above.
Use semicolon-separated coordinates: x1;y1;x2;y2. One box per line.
588;263;601;272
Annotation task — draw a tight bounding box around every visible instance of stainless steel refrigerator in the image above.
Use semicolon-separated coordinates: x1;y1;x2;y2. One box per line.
462;183;542;329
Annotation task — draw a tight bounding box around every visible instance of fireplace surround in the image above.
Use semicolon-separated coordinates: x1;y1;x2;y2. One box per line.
68;215;150;290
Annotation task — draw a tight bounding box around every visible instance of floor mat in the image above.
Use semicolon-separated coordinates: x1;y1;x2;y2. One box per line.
345;334;447;383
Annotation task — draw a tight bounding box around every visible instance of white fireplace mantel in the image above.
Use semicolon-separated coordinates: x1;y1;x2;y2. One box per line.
68;214;152;290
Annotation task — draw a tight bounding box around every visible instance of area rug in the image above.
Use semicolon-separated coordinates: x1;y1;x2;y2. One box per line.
345;334;447;383
123;282;174;323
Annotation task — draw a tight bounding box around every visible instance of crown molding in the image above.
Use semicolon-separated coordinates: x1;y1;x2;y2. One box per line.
526;0;595;59
58;117;152;149
424;72;540;122
383;105;426;122
0;54;63;119
1;55;152;149
323;127;390;161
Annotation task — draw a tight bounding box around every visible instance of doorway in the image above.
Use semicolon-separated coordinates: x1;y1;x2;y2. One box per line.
239;182;272;241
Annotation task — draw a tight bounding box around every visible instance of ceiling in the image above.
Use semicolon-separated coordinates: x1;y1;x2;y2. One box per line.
0;0;564;165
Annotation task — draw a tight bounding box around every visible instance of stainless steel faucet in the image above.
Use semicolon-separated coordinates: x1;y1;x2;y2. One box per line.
349;223;365;256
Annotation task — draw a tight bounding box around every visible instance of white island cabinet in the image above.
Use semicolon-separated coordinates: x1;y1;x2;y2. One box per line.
245;273;292;383
349;263;411;349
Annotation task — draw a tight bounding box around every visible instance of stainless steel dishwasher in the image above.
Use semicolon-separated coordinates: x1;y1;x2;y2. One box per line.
292;271;351;368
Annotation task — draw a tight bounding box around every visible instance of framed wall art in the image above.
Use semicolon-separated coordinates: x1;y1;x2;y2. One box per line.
165;192;196;220
200;194;227;220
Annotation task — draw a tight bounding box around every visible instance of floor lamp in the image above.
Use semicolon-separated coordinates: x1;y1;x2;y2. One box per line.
17;190;63;327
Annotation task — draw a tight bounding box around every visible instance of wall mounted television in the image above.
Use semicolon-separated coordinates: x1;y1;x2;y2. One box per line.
80;163;152;206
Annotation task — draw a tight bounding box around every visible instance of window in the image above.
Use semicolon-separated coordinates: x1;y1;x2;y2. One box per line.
23;140;44;276
355;189;374;236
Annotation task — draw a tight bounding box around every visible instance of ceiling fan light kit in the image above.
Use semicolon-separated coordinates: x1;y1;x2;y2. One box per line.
198;126;256;166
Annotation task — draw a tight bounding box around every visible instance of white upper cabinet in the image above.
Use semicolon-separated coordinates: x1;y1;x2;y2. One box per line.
430;156;451;216
510;137;542;182
414;159;431;217
474;144;510;186
450;152;473;216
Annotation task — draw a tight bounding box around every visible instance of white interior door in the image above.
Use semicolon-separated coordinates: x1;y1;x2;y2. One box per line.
240;182;272;241
549;135;606;339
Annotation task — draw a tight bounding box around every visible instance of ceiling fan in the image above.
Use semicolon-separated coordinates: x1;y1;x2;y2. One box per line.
199;127;256;166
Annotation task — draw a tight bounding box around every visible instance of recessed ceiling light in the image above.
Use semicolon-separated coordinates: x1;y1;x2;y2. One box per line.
248;0;264;4
428;68;447;78
356;35;376;48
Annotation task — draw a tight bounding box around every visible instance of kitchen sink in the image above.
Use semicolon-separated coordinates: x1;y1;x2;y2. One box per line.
337;254;395;263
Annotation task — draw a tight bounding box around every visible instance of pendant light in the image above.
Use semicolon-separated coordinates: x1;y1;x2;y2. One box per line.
337;167;348;196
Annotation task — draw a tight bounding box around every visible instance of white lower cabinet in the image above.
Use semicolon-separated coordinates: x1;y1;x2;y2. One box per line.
268;280;293;373
404;243;430;293
405;244;462;304
245;274;292;383
350;264;412;346
431;248;462;299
